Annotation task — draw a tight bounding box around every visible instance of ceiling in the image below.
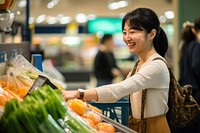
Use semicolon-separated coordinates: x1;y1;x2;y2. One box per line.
13;0;173;24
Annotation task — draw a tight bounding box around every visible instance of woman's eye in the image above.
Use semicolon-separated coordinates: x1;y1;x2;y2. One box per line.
130;30;135;34
122;31;126;35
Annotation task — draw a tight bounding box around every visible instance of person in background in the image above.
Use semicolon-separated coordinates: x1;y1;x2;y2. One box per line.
179;17;200;106
179;21;195;63
62;7;170;133
178;17;200;133
93;34;122;87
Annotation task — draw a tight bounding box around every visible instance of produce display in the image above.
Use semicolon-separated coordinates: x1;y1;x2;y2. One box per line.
66;99;115;133
0;54;65;107
0;85;116;133
0;54;135;133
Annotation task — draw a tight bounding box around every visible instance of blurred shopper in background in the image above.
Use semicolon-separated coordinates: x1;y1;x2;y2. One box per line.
178;17;200;133
178;22;195;59
63;7;170;133
179;17;200;106
93;34;122;87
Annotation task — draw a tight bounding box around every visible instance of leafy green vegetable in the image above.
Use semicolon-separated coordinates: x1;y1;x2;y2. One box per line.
0;85;98;133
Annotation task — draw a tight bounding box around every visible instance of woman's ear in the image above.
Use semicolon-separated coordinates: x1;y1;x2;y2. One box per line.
149;29;157;40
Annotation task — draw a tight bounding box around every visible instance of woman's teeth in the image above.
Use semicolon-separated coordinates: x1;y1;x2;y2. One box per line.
128;42;136;46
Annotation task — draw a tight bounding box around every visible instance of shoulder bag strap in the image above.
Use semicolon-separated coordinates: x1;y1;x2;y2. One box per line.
129;60;146;120
129;60;140;115
141;89;147;120
141;89;147;133
130;60;140;76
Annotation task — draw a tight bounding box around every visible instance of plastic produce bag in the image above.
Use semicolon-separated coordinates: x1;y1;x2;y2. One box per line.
5;68;33;99
42;59;65;82
9;54;44;79
9;54;67;90
0;86;22;107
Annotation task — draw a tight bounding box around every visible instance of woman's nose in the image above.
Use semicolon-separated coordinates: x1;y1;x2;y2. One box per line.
124;34;131;40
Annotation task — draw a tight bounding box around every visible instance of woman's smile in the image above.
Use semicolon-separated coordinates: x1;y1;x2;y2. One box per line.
127;42;136;50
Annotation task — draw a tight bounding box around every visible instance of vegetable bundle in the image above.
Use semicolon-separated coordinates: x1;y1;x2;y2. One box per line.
0;85;97;133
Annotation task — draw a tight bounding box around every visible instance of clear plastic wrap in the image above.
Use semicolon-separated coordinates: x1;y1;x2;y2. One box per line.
9;54;67;90
65;98;136;133
0;86;22;106
5;67;34;98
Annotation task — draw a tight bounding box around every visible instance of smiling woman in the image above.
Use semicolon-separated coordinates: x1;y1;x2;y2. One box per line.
62;7;171;133
122;8;168;59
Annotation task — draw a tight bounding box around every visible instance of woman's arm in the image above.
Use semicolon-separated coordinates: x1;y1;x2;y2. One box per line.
62;60;169;102
62;88;98;101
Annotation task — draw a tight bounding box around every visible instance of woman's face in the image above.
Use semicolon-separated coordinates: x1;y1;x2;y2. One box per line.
122;22;153;55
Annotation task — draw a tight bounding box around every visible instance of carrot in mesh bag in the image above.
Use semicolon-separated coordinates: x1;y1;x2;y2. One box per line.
10;54;67;90
0;87;22;107
0;78;7;89
6;70;31;99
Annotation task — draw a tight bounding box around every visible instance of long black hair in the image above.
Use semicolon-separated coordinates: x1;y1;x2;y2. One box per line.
122;8;168;57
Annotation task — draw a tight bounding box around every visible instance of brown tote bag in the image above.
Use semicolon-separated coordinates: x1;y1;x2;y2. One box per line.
128;60;170;133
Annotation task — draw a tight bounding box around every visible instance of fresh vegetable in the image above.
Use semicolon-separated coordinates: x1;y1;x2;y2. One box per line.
0;85;98;133
0;87;22;107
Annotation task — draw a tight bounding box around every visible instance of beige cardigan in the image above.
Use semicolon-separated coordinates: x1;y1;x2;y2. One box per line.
95;53;170;119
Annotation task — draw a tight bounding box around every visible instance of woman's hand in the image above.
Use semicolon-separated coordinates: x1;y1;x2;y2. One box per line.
62;89;99;101
62;90;79;101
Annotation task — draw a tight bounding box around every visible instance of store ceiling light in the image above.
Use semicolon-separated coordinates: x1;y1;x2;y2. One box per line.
76;13;87;23
164;11;174;19
108;0;128;10
56;14;64;19
47;16;57;24
18;0;26;8
47;0;59;9
108;2;119;10
118;1;128;8
87;14;96;20
159;15;167;23
36;15;46;24
47;2;54;9
59;16;72;24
